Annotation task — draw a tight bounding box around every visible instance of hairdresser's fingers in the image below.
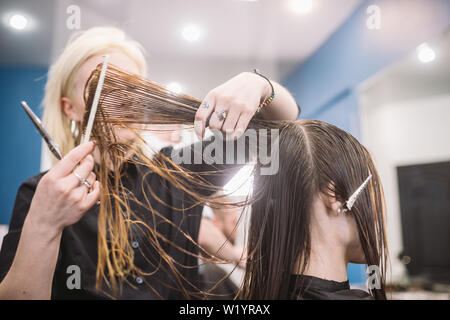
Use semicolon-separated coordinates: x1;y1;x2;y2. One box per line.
195;93;216;139
62;154;95;190
233;112;253;140
71;171;96;196
220;108;240;139
52;142;95;177
73;154;95;180
209;92;244;132
72;171;96;199
85;172;96;187
80;181;100;212
208;104;229;132
66;184;87;209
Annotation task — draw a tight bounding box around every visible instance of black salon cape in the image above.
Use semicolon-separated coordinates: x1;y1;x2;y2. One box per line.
0;139;243;299
289;275;374;300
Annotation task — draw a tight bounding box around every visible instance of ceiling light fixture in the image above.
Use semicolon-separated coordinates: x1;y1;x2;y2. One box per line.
417;43;436;64
290;0;313;14
9;13;28;30
182;24;202;42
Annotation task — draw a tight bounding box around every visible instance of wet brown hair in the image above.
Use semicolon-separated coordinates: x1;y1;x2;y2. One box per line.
242;121;388;299
83;64;388;299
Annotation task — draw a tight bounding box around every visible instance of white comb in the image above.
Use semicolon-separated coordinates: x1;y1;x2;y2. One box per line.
81;54;109;144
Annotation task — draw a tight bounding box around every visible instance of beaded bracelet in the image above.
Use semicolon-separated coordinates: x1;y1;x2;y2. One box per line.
253;69;275;112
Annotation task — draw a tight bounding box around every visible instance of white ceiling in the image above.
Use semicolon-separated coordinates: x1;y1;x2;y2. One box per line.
64;0;362;61
1;0;363;96
360;29;450;107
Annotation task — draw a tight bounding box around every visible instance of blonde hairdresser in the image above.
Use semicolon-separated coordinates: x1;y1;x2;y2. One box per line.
0;27;145;298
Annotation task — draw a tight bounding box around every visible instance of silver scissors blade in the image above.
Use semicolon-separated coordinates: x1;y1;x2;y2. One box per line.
20;101;62;160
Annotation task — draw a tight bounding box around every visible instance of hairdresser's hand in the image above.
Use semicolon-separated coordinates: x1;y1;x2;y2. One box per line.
26;142;100;239
194;72;272;140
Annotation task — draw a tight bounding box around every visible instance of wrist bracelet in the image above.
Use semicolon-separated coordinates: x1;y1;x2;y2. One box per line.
253;69;275;112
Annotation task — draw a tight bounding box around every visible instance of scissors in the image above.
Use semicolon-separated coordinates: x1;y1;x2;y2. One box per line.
20;101;62;160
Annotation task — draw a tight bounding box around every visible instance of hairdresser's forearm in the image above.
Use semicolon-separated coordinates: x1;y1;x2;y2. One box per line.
0;214;61;299
199;219;244;265
260;81;299;121
204;237;243;265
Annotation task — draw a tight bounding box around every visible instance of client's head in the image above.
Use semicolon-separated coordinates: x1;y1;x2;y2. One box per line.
244;119;387;299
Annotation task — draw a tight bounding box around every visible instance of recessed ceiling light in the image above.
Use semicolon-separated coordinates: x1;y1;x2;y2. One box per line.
417;43;436;63
290;0;313;14
182;25;202;42
167;82;183;94
9;14;28;30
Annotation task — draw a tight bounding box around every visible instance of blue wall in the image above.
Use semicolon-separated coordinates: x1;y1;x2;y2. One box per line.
283;0;450;283
0;67;47;224
285;0;450;135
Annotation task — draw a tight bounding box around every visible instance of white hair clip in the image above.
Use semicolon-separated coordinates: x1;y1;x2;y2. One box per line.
338;174;372;213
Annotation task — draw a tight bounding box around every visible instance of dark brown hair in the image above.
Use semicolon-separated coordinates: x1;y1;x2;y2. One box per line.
242;120;388;299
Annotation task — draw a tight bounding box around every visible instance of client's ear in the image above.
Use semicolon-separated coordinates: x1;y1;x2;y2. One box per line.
328;196;344;214
61;97;83;122
323;183;345;214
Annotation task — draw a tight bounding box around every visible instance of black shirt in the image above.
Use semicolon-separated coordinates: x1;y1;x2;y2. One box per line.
289;275;373;300
0;139;243;299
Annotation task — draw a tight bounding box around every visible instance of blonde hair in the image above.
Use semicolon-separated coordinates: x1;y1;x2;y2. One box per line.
42;26;147;165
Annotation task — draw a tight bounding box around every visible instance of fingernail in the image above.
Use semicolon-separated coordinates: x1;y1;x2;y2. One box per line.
224;129;234;140
234;129;244;140
194;120;203;139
